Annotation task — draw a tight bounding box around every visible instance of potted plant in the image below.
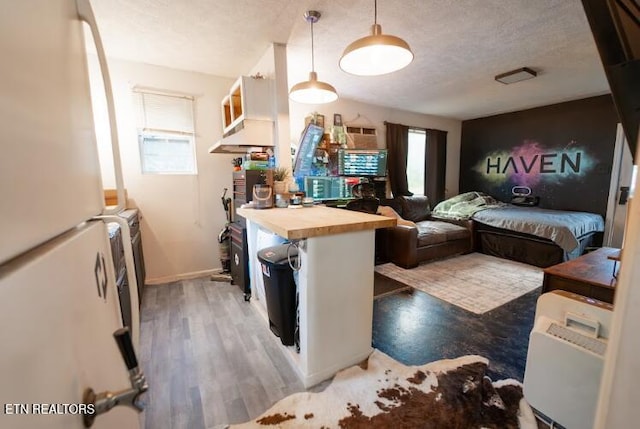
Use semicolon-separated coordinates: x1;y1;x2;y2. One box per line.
272;167;290;195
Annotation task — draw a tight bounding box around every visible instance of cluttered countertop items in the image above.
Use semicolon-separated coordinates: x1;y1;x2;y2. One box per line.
242;194;315;209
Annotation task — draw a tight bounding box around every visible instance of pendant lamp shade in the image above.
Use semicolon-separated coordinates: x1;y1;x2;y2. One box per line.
289;11;338;104
339;1;413;76
289;71;338;104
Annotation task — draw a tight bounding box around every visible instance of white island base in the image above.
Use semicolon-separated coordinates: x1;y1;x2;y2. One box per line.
240;206;395;387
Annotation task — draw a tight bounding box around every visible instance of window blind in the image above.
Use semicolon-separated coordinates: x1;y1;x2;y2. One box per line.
135;90;195;135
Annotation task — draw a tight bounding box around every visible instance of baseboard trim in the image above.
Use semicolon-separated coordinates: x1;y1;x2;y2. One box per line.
145;268;223;285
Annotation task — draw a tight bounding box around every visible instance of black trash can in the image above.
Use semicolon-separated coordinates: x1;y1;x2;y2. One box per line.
257;244;298;346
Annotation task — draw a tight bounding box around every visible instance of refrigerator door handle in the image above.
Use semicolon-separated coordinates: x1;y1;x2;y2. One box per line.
94;215;140;350
76;0;126;215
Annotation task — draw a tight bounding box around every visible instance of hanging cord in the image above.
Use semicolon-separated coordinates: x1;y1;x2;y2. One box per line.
310;17;315;72
290;240;301;353
288;241;301;271
374;0;377;25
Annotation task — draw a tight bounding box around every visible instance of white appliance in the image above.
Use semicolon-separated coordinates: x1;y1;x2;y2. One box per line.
524;291;613;429
0;1;143;428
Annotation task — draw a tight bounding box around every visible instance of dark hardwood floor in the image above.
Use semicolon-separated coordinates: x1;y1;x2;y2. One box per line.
373;278;541;381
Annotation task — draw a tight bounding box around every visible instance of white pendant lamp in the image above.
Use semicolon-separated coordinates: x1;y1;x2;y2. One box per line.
289;10;338;104
339;0;413;76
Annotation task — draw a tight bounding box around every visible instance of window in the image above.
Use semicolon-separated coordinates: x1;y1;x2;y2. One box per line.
139;133;195;174
407;129;426;195
135;90;197;174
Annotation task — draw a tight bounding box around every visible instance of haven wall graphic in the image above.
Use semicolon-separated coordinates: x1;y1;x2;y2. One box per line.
460;96;619;217
477;141;594;187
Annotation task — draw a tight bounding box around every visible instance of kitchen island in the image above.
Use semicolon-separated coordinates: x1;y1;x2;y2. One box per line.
237;205;396;387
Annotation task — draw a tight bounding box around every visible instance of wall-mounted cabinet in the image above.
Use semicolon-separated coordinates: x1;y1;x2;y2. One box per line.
221;76;273;135
209;75;275;154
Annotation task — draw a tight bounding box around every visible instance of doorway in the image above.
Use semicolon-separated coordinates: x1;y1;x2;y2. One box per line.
604;124;634;248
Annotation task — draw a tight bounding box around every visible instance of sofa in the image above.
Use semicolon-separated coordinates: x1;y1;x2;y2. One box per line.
378;195;473;269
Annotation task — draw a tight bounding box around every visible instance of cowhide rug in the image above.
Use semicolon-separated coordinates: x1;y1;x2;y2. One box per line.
229;350;537;428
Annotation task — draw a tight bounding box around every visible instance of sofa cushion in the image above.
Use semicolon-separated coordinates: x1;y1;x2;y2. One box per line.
397;195;431;222
416;220;470;247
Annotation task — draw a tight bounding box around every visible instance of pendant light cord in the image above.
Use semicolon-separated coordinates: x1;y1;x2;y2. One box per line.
310;18;315;72
374;0;377;25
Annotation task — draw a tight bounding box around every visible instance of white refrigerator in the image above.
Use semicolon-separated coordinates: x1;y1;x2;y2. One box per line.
0;1;142;428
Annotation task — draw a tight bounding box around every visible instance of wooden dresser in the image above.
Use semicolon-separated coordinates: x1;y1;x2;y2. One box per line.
542;247;618;304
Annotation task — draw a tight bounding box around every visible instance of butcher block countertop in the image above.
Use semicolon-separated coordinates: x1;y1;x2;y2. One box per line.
237;206;396;240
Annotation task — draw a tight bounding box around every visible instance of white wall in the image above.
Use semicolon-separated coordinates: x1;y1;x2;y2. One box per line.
86;51;461;283
249;43;292;172
595;143;640;428
88;55;235;283
289;99;462;198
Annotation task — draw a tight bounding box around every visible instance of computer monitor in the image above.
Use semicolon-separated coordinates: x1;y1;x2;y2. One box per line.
338;149;388;177
303;176;363;200
292;123;325;178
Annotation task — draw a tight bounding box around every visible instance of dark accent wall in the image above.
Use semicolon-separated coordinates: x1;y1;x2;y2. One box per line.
460;95;619;217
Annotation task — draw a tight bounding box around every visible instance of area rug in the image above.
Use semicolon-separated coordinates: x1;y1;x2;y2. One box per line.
228;349;537;428
374;253;543;314
373;273;412;299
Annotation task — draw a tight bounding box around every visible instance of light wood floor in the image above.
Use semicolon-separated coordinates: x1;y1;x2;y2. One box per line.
139;277;310;429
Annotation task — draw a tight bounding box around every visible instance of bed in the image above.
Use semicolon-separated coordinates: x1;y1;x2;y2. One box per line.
432;192;605;267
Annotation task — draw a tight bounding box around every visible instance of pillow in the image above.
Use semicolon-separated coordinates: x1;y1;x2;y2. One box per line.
377;205;417;228
432;191;506;220
397;195;431;222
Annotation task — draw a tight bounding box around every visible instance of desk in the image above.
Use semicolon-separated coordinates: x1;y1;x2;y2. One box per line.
542;247;618;304
238;206;396;387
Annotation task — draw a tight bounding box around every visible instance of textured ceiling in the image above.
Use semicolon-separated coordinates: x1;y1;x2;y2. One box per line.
90;0;610;120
